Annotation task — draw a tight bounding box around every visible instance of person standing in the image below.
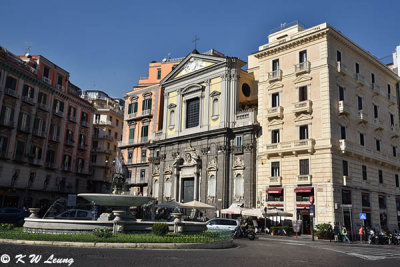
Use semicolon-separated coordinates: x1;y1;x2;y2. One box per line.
333;223;339;242
342;226;351;244
358;226;364;243
328;224;334;242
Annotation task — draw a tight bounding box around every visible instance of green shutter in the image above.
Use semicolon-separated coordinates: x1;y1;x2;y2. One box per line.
129;128;135;140
128;103;132;114
148;99;152;110
142;100;145;111
144;126;148;137
134;102;138;113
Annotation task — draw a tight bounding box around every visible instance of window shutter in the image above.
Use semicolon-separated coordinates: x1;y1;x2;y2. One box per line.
129;128;135;140
134;102;138;113
148;99;152;110
128;103;132;114
142;100;145;111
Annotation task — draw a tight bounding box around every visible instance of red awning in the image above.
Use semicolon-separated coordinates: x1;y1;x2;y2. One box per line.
294;187;313;193
266;188;283;194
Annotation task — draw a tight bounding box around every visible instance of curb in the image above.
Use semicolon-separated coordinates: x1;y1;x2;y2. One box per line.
0;238;234;249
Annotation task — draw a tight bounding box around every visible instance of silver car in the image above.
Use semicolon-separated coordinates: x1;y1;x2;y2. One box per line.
206;218;240;232
55;209;93;220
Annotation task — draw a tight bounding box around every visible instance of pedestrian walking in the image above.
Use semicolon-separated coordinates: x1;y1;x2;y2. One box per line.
333;223;339;242
358;226;364;243
342;226;351;244
328;224;334;242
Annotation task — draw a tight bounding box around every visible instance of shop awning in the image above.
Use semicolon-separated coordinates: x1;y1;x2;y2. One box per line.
294;187;313;193
266;188;283;194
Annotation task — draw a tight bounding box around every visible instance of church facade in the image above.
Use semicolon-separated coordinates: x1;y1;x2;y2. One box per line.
148;49;259;211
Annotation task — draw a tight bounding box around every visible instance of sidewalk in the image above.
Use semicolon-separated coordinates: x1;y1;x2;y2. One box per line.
257;233;370;245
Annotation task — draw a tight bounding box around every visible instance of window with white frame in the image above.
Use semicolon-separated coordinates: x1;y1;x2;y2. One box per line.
271;129;280;143
271;162;280;177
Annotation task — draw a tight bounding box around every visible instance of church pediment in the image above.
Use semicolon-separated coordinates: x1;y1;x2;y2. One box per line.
293;75;312;84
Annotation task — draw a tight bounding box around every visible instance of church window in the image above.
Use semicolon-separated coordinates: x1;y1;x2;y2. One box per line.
234;173;244;198
186;97;200;128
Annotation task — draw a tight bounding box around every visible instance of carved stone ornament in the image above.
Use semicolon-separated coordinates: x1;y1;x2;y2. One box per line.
152;166;160;176
207;159;217;172
164;164;173;175
232;157;245;170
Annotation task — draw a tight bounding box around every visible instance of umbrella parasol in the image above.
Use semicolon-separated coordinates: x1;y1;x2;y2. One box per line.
221;203;244;215
180;200;216;210
265;208;293;217
242;208;264;218
155;200;184;209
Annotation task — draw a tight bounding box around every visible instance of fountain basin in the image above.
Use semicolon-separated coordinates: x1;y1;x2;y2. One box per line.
77;194;155;207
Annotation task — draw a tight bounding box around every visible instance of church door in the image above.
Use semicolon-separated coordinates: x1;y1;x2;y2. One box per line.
181;178;194;203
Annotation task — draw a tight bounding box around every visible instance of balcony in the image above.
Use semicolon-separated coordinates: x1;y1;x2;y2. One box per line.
68;116;77;123
371;83;380;95
233;145;243;154
37;103;49;112
338;101;350;115
94;120;113;127
235;109;257;127
32;129;45;138
141;136;149;143
357;111;368;123
269;176;282;186
354;73;365;85
127;113;137;120
92;134;113;141
56;84;65;91
91;147;112;154
297;174;312;185
18;124;31;133
21;95;35;105
4;88;17;98
141;109;151;117
0;119;14;128
53;110;64;118
49;135;60;142
265;139;315;157
65;139;74;146
293;100;312;114
80;120;89;128
42;76;51;85
337;62;347;75
29;158;43;166
295;61;310;75
389;94;397;105
266;106;283;119
267;70;282;82
373;118;384;130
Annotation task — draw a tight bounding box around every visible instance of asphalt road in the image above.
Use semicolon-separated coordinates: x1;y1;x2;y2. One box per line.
0;236;400;267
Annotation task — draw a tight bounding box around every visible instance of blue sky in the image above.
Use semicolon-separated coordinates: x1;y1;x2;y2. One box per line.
0;0;399;98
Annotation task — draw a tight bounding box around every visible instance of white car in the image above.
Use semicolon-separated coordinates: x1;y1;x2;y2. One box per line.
55;209;93;220
206;218;240;232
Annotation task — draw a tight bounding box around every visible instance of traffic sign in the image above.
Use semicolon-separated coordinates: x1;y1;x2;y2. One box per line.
360;213;367;220
309;204;315;216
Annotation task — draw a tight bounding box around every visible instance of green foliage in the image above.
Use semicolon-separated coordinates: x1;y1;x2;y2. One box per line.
270;226;293;235
0;229;230;243
0;224;14;231
151;223;169;236
315;223;332;239
92;228;112;238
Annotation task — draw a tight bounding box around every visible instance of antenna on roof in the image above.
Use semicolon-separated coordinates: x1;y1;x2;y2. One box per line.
25;41;32;57
162;53;172;62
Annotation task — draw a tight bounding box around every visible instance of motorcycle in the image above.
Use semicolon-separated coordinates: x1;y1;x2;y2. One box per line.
233;226;255;240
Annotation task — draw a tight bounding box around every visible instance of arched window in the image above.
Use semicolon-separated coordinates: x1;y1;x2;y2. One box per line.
208;175;216;197
234;173;244;197
153;179;159;198
212;98;219;117
169;110;175;127
164;177;171;198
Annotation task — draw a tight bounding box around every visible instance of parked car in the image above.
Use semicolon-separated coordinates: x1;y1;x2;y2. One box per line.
55;209;93;220
0;207;30;226
206;218;240;232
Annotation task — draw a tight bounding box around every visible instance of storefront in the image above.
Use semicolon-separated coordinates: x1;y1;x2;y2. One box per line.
295;187;314;235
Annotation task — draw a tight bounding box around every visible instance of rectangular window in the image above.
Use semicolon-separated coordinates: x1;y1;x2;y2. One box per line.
362;193;370;207
38;92;47;105
186;97;200;128
355;63;360;74
43;66;50;78
57;75;63;86
272;59;279;71
373;105;378;118
299;50;307;63
393;146;397;157
396;174;399;187
371;73;375;84
359;133;365;146
388;84;391;99
340;126;346;139
141;125;148;138
357;96;363;110
5;76;17;90
141;149;147;163
390;113;394;126
379;195;386;209
22;84;34;98
128;103;132;114
271;93;279;107
379;170;383;184
339;86;345;101
271;129;280;143
299;125;308;140
342;190;352;204
336;50;342;62
362;165;367;180
129;128;135;141
157;68;161;79
140;169;146;182
271;162;280;177
142;98;152;111
299;86;307;101
376;139;381;151
342;160;349;176
299;159;309;175
116;119;119;126
235;136;242;147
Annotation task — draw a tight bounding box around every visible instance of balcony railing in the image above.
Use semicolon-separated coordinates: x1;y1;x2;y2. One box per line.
42;77;51;85
267;70;282;82
127;113;137;120
21;95;35;105
338;100;350;115
337;61;347;75
37;103;49;112
265;139;315;157
94;120;112;126
0;119;14;128
128;139;135;145
371;83;380;95
53;110;64;117
235;109;257;127
56;84;65;90
141;109;151;116
354;73;365;85
295;61;310;75
91;147;112;154
293;100;312;114
78;143;86;150
93;134;113;141
141;136;148;143
358;110;368;123
269;176;282;186
5;88;17;98
266;106;283;119
80;120;89;128
297;174;312;184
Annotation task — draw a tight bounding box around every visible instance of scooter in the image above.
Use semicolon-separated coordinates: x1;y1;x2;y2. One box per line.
233;226;255;240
